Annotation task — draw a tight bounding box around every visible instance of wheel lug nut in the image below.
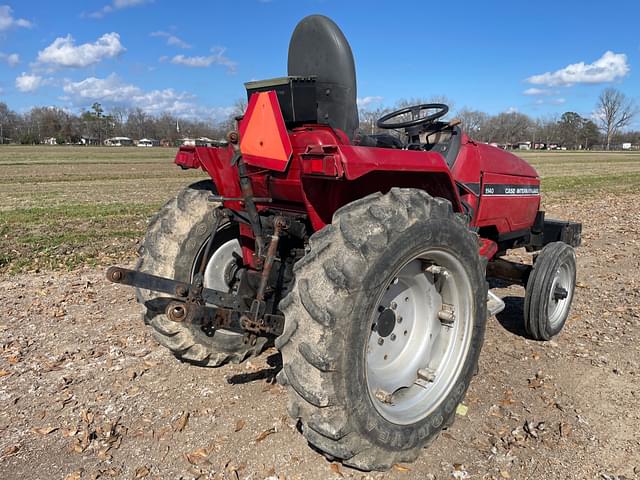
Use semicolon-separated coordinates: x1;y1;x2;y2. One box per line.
438;305;455;325
390;334;396;341
377;338;384;346
417;368;436;383
390;302;397;310
397;316;403;324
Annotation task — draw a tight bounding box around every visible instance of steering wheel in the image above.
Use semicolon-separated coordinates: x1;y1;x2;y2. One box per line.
376;103;449;130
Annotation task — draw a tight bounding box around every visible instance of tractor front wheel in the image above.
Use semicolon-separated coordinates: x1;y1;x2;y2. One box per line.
524;241;576;340
135;180;268;366
276;188;487;471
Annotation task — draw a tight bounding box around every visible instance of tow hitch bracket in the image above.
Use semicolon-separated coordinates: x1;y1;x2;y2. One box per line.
106;266;247;310
105;267;285;336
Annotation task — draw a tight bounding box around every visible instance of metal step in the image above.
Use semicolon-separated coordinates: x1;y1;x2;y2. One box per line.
487;290;506;317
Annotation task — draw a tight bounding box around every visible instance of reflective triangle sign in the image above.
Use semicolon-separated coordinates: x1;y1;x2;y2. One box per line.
239;90;293;172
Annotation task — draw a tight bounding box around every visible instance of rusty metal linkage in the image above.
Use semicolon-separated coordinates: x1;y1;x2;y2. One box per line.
257;216;286;301
163;299;284;336
106;267;285;336
106;266;246;311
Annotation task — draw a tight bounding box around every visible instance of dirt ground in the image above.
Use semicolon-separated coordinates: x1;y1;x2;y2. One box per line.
1;192;639;480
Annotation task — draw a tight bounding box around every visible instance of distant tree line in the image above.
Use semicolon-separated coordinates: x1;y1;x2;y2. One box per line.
0;88;637;149
0;101;235;145
359;87;639;150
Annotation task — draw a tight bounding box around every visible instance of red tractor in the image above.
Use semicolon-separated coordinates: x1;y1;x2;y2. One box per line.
107;15;580;471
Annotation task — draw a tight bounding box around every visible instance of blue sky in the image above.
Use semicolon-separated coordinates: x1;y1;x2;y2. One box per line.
1;0;639;126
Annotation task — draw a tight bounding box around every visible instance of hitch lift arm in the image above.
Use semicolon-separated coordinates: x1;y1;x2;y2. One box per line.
105;266;285;337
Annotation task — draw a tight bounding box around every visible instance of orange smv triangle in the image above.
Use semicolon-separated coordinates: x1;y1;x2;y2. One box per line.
239;91;292;172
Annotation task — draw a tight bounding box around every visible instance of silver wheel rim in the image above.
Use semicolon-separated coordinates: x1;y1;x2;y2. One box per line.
547;262;573;330
366;249;474;425
193;234;242;336
202;238;242;293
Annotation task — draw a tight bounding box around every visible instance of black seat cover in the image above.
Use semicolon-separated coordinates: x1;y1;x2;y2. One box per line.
358;133;405;149
288;15;359;141
432;126;462;167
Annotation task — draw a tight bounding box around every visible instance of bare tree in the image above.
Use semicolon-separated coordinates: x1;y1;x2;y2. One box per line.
480;112;534;145
0;102;19;143
218;97;249;134
455;108;487;139
126;108;150;140
395;96;455;120
110;106;129;135
596;88;638;150
358;106;391;135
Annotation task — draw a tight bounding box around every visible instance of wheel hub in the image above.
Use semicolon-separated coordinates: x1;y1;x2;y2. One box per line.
376;308;397;338
203;238;242;292
197;237;243;337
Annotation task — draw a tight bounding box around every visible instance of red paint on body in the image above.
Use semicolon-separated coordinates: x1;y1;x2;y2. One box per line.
174;112;540;261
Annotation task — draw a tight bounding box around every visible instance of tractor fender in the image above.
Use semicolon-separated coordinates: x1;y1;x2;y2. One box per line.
299;145;463;230
174;145;243;208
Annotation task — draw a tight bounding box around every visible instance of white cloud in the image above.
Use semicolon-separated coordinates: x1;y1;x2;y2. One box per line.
150;31;191;49
62;73;234;120
527;51;629;87
0;5;31;31
168;47;237;72
36;33;125;68
0;52;19;67
170;55;213;67
523;88;551;96
534;98;566;106
114;0;149;6
63;74;138;102
88;0;151;19
357;96;384;108
15;73;44;92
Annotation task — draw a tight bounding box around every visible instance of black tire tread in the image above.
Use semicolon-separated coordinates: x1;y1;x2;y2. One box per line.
136;180;267;367
524;241;576;341
276;188;485;470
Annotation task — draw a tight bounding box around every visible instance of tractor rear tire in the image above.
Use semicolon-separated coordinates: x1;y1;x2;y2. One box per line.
276;188;487;471
524;241;576;340
135;180;268;366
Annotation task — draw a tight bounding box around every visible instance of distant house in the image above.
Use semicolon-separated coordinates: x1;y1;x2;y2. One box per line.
534;142;560;150
516;141;531;150
104;136;133;147
43;137;57;145
137;138;159;147
79;136;99;146
178;137;227;147
196;137;215;146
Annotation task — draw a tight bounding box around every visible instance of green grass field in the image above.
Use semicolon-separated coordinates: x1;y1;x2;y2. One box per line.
1;145;639;274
